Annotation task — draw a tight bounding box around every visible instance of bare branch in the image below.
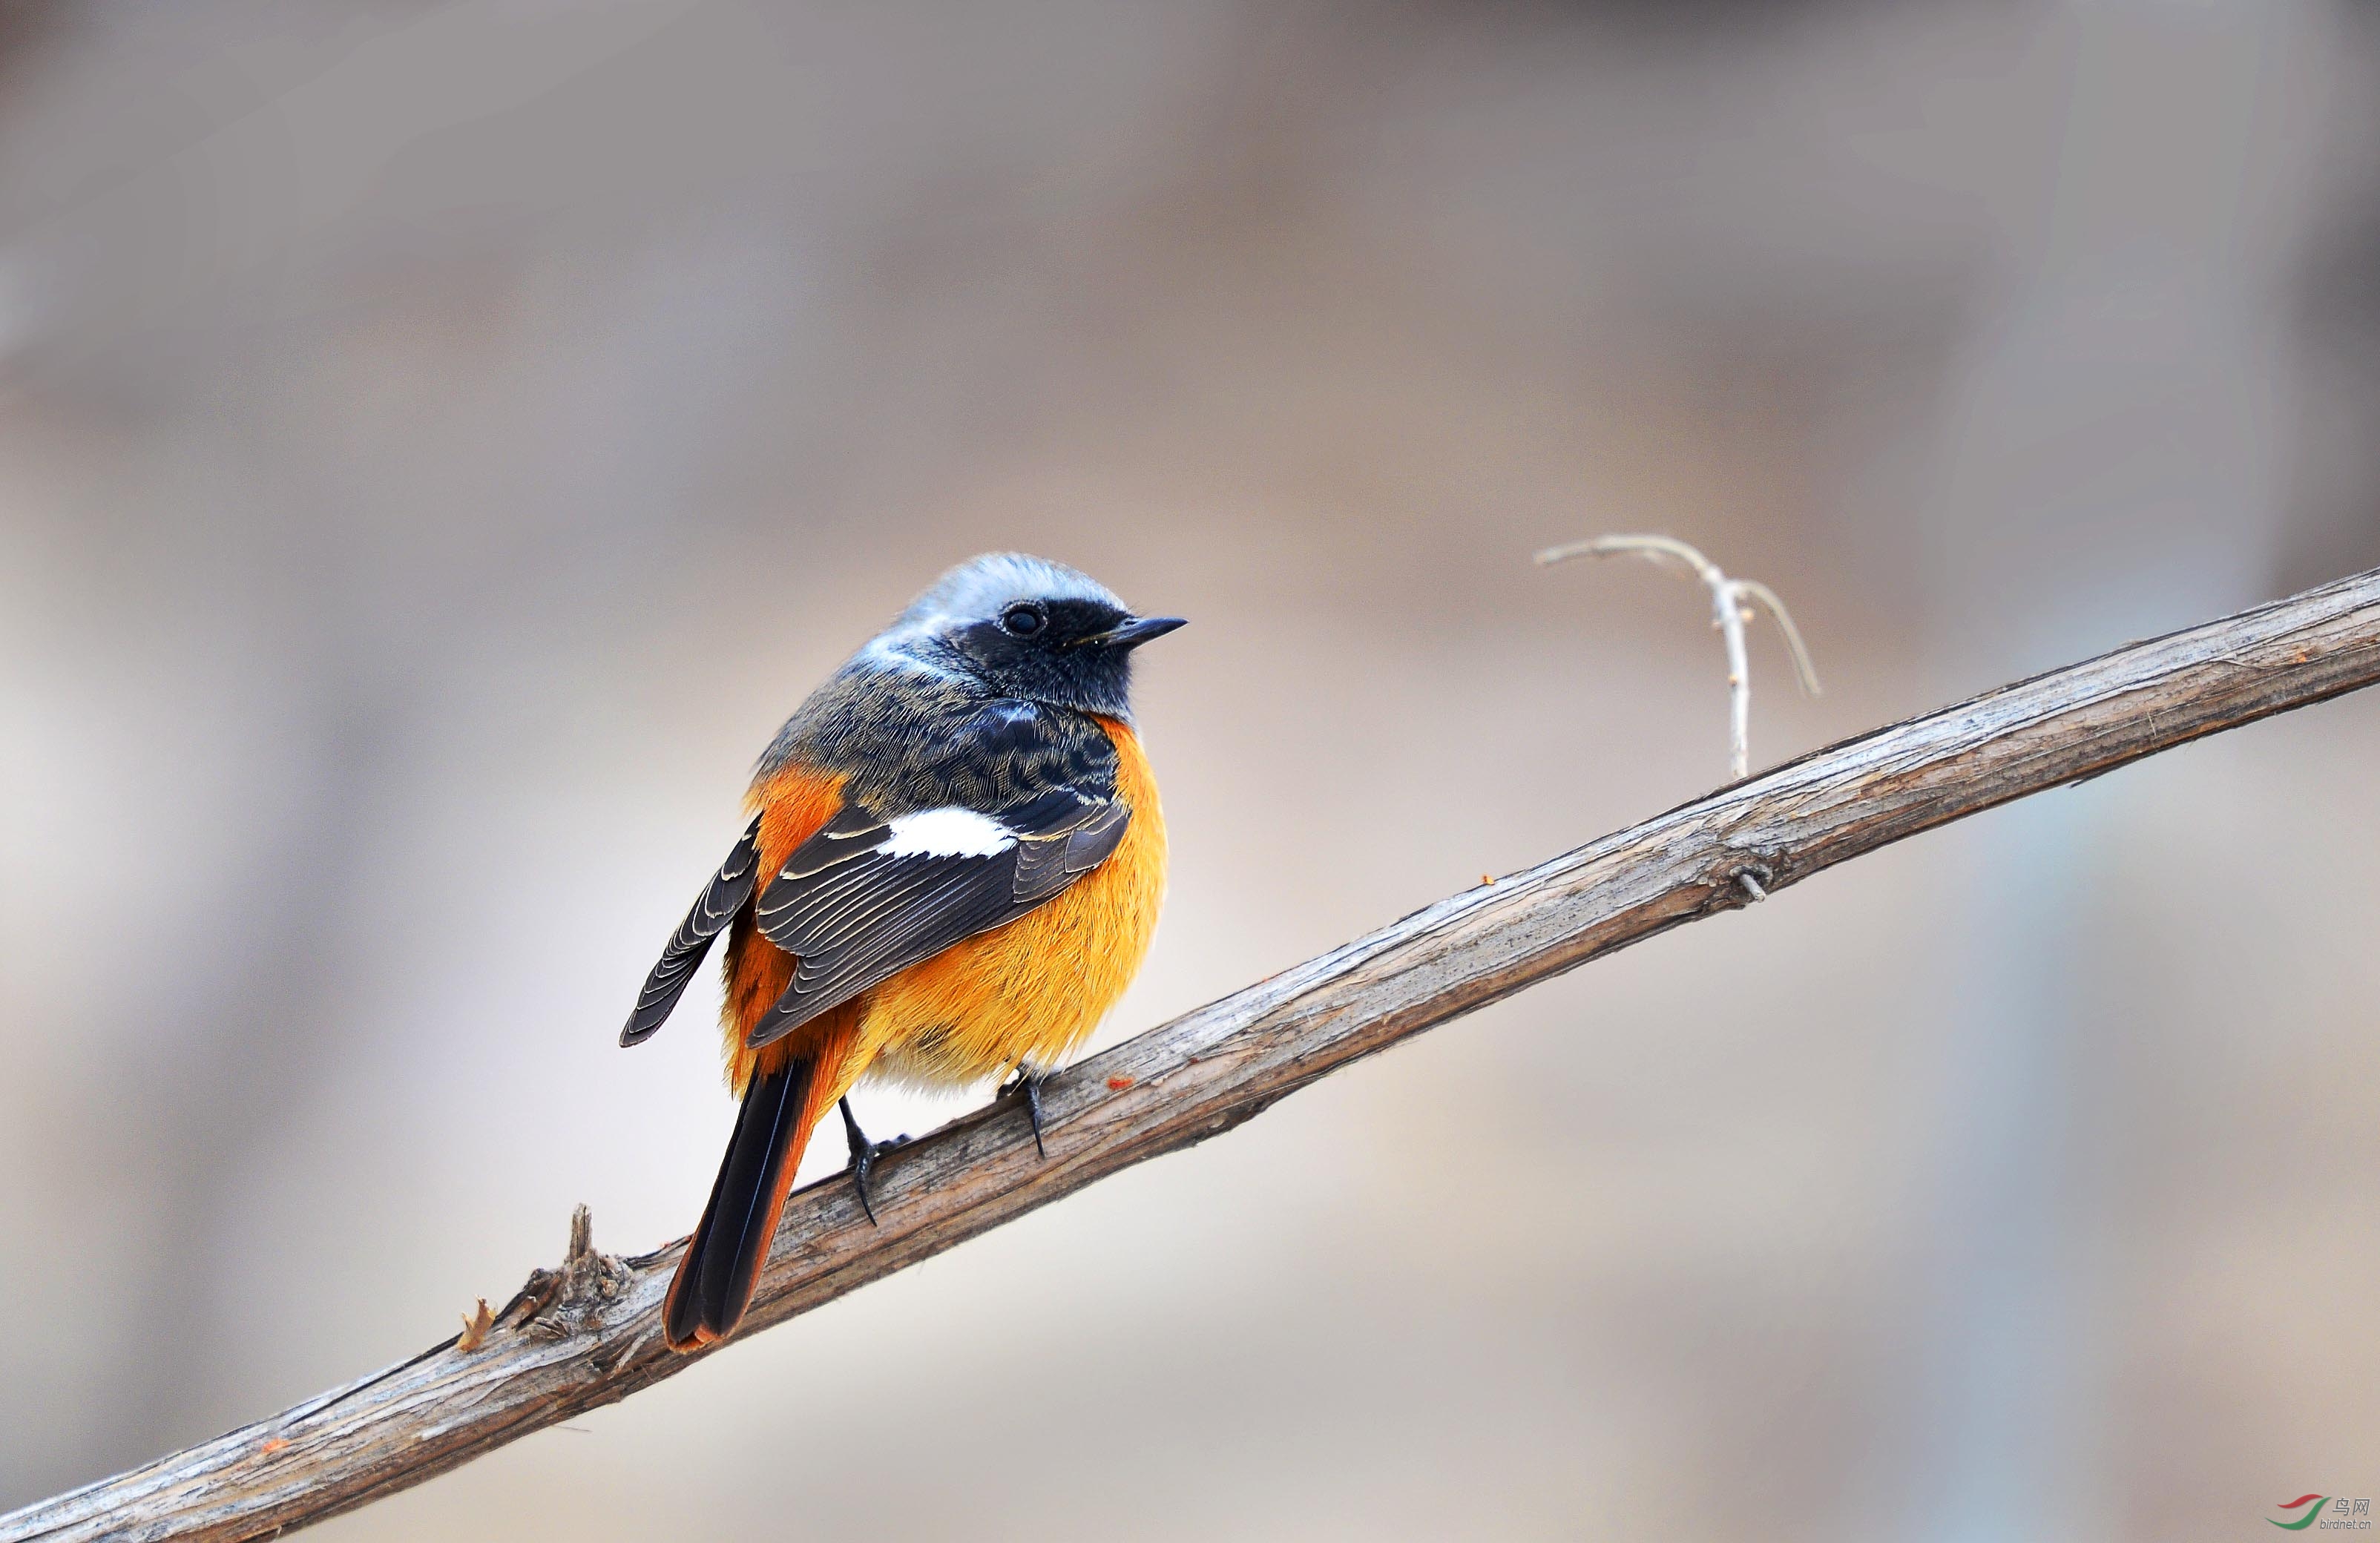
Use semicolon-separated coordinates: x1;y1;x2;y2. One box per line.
10;568;2380;1543
1538;535;1822;777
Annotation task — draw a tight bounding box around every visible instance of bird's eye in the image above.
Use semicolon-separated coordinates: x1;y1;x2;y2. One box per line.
1001;604;1045;637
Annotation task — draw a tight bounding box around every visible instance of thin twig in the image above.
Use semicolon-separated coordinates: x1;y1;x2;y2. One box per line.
1733;579;1824;697
1537;535;1821;779
10;567;2380;1543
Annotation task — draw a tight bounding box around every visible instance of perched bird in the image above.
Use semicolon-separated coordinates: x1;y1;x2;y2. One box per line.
621;553;1182;1350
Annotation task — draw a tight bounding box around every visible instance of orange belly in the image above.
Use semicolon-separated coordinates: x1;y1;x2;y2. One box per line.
720;715;1166;1104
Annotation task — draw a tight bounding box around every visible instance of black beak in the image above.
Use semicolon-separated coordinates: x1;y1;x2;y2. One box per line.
1078;614;1187;651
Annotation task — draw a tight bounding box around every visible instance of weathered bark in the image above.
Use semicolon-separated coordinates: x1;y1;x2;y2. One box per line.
10;567;2380;1543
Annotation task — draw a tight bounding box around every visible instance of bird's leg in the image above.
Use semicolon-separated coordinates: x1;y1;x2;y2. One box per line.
999;1066;1050;1159
838;1096;907;1225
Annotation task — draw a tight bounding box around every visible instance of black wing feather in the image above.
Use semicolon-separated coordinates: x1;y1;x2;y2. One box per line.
743;792;1129;1050
619;815;763;1047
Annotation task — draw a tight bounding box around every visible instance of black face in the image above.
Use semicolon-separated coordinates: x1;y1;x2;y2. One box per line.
946;596;1184;717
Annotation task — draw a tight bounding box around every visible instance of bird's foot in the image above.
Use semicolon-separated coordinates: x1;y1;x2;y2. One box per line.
838;1097;908;1226
999;1067;1051;1159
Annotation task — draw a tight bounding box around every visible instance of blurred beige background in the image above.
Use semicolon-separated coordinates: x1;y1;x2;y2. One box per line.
3;1;2379;1539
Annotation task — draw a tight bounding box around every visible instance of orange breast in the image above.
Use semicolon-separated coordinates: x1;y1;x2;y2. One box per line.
858;715;1167;1089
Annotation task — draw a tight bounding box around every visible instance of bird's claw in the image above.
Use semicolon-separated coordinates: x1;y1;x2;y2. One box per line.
1000;1068;1051;1159
838;1098;907;1226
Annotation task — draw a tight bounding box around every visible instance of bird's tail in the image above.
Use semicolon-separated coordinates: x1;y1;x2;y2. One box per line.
663;1033;847;1351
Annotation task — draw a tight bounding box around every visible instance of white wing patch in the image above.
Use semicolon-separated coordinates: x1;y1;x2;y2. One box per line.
879;806;1017;858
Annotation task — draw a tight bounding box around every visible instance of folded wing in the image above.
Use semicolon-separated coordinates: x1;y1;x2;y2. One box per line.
744;787;1130;1050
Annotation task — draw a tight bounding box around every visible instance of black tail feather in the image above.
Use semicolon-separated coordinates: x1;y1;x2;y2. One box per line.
664;1053;816;1348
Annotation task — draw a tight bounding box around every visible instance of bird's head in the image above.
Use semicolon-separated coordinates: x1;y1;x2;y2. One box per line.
871;552;1185;720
